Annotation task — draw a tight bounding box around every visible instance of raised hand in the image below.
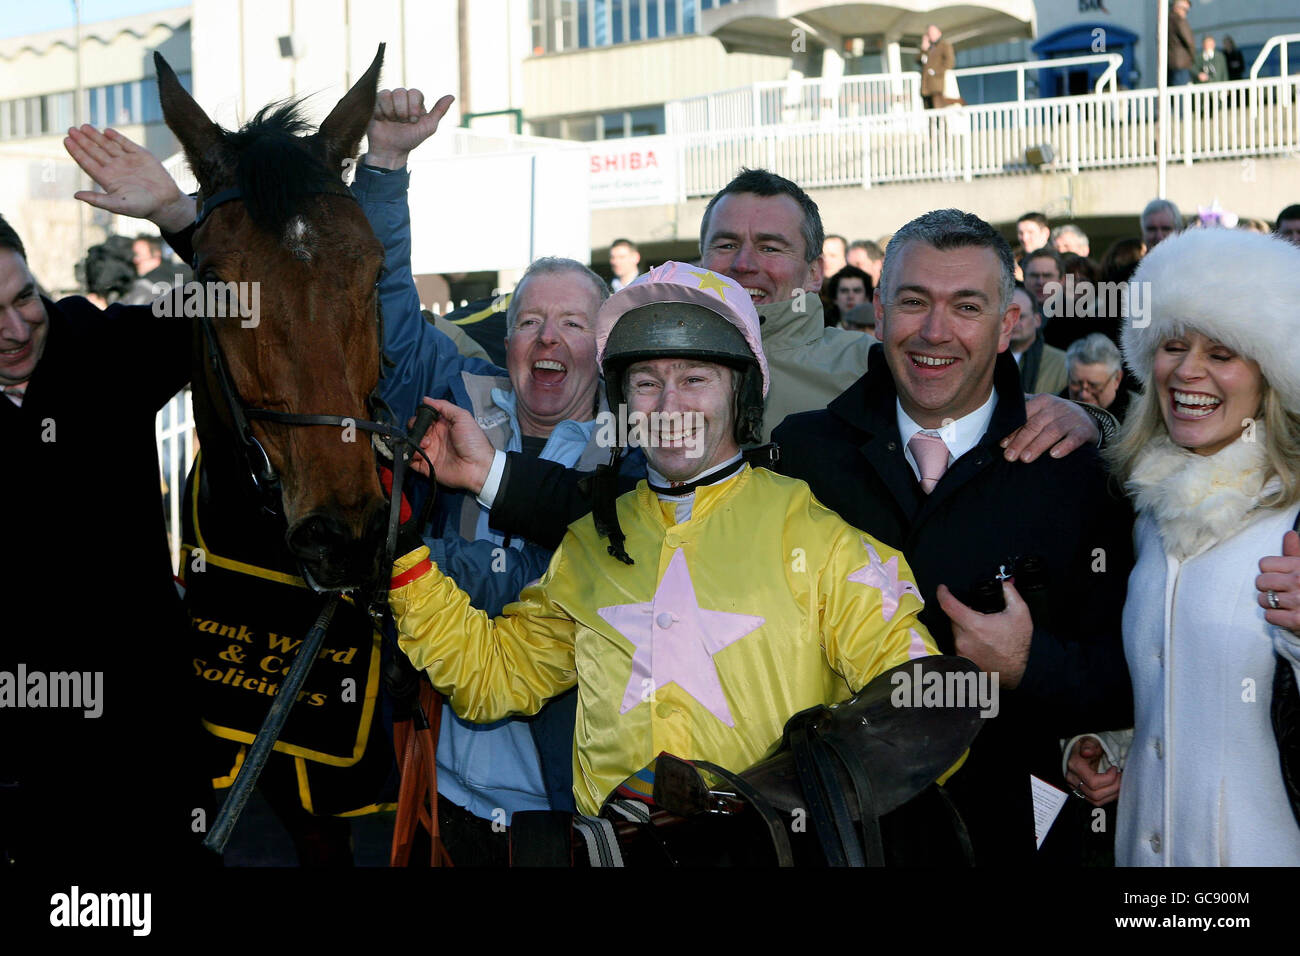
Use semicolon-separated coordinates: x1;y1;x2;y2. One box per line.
363;89;455;170
63;125;194;232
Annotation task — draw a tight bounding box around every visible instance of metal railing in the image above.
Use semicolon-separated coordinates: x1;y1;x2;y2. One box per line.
672;73;1300;196
1250;33;1300;81
951;52;1123;101
665;53;1128;136
666;73;921;135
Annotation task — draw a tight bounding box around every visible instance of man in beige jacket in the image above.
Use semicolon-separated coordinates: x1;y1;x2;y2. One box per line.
698;169;874;441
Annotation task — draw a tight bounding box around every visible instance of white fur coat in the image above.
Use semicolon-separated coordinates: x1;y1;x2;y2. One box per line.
1114;434;1300;865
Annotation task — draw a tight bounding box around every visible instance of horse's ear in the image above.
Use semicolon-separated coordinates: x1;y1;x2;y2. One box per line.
155;51;225;186
315;44;385;173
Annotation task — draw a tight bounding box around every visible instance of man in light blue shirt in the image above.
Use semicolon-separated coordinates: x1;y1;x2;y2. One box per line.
356;87;634;862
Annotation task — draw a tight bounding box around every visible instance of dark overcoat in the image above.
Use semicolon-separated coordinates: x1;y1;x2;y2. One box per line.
772;344;1134;864
0;292;207;867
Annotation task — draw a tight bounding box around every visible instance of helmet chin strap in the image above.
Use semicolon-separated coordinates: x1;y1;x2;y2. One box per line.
585;447;633;566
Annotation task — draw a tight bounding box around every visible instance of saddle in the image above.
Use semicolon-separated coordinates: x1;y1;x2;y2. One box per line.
511;655;985;866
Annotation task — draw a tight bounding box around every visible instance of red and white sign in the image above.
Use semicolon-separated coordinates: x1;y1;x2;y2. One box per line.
588;136;679;209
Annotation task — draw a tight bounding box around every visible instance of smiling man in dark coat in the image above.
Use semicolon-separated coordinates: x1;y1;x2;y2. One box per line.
772;209;1133;865
0;128;208;869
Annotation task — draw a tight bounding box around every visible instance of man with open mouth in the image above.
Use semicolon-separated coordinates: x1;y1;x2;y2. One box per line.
357;88;644;862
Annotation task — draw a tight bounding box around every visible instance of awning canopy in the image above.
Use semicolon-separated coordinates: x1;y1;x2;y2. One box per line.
1032;22;1138;56
701;0;1036;56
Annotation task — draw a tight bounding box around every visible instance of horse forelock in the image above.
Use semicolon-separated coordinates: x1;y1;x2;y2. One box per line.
223;98;344;242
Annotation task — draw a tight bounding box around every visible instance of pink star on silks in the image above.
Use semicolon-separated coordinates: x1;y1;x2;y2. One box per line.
847;538;922;623
598;549;765;727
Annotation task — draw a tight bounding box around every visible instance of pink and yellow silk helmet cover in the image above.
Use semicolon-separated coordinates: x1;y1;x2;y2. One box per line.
595;261;770;398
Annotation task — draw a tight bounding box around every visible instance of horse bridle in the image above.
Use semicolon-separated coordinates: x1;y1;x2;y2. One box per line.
192;186;434;595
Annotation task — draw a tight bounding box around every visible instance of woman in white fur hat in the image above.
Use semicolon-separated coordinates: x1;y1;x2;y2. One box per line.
1064;227;1300;865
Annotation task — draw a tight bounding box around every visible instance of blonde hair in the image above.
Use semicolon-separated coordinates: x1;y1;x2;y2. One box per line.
1107;378;1300;509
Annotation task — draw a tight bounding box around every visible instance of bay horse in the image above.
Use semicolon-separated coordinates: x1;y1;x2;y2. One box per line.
159;49;390;592
157;47;424;864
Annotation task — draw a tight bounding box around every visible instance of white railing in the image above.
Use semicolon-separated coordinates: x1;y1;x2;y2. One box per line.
672;73;1300;197
156;387;197;572
665;53;1127;136
951;53;1122;102
1250;33;1300;81
666;73;922;135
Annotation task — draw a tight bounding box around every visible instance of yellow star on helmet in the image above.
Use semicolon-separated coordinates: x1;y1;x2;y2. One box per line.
689;269;729;302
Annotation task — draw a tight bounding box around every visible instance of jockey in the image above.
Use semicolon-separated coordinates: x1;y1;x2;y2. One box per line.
390;262;945;815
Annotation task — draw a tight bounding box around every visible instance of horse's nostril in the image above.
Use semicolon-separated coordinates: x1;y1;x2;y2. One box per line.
287;514;345;561
286;507;388;592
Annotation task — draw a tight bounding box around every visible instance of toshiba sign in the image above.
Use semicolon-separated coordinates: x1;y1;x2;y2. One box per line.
588;136;679;208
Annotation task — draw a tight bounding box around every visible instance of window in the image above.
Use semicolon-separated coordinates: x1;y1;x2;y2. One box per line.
560;0;578;50
529;0;698;54
0;74;189;141
601;111;627;138
51;92;74;130
628;106;664;136
584;107;666;139
531;118;562;138
141;78;161;123
531;0;545;54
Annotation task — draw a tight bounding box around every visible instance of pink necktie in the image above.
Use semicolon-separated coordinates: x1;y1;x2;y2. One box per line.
908;432;950;494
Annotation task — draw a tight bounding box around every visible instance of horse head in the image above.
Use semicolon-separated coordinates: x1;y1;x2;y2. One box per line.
158;47;391;593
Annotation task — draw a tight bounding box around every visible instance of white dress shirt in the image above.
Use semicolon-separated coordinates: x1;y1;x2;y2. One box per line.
895;389;998;483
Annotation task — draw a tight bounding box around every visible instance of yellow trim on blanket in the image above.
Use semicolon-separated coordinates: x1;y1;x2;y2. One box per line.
187;451;383;767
